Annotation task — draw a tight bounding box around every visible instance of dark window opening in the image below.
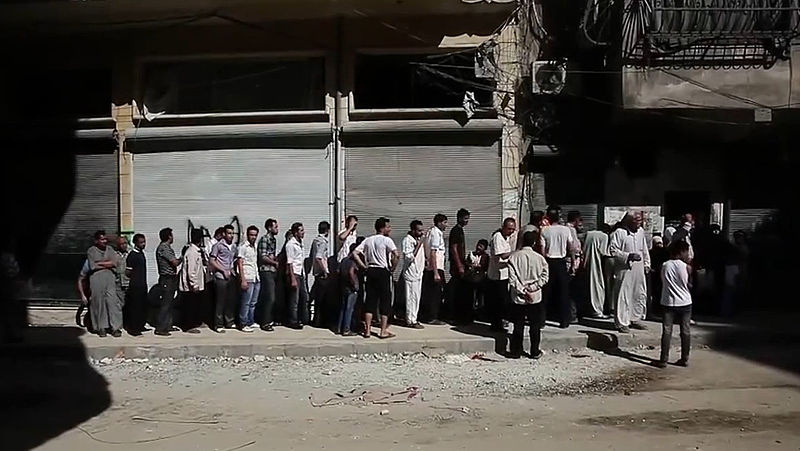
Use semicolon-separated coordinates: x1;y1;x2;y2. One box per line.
5;68;111;119
354;51;495;109
141;58;326;114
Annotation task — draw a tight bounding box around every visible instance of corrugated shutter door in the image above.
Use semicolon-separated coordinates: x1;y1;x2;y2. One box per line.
32;153;119;302
133;147;331;287
559;204;598;232
345;144;501;276
728;208;778;239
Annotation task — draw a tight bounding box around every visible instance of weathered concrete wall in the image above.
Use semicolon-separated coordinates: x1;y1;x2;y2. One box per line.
623;47;800;110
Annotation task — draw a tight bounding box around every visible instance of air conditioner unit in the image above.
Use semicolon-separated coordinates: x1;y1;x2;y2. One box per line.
532;60;566;94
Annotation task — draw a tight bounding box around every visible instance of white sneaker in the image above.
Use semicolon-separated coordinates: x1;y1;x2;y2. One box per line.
241;326;254;333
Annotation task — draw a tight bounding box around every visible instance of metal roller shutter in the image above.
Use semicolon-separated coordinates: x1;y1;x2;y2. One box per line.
133;147;332;287
345;143;501;277
728;208;777;239
559;204;598;232
31;153;119;302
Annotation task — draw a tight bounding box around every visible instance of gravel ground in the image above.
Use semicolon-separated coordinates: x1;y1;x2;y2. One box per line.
91;347;655;399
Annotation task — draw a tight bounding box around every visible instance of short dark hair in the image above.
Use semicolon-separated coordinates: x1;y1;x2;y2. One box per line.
318;221;330;234
190;229;203;245
247;225;259;235
530;210;544;225
375;217;390;232
291;222;303;234
214;227;225;237
503;217;516;227
94;230;106;240
159;228;172;242
567;210;581;223
346;215;358;222
477;239;489;248
522;230;539;248
132;233;145;244
457;208;470;220
223;224;235;233
434;213;448;225
410;220;423;230
265;218;277;229
670;240;690;257
356;236;366;245
349;243;358;253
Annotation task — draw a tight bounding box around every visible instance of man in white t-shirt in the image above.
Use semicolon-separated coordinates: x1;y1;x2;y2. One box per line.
337;215;358;263
401;220;426;328
657;240;692;368
422;214;448;325
540;207;577;328
487;217;516;332
353;217;399;339
285;222;308;329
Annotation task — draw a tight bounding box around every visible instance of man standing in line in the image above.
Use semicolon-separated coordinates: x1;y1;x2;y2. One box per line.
517;211;545;251
582;225;611;319
209;224;237;333
337;215;358;263
125;233;148;335
540;207;577;329
487;218;517;332
402;220;426;329
422;214;448;325
566;210;583;320
507;230;549;359
237;225;261;333
178;229;205;333
310;221;331;327
257;219;279;332
609;212;651;333
352;217;399;339
337;243;360;336
114;235;130;333
285;222;308;329
449;208;472;325
155;227;181;337
87;230;123;337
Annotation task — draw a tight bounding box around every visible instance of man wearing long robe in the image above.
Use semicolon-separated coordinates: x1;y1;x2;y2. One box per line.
609;213;651;332
583;226;610;318
87;231;123;337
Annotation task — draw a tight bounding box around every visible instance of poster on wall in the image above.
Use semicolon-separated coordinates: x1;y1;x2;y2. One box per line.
604;206;664;241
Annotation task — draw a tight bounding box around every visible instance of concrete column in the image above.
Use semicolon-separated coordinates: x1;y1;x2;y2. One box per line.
495;23;524;222
112;103;135;235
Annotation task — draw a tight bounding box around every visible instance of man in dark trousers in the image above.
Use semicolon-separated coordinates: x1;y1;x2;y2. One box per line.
155;228;180;337
540;207;578;328
209;224;237;332
449;208;472;324
125;233;148;336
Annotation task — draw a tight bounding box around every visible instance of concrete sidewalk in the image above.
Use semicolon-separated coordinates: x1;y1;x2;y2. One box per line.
13;306;799;360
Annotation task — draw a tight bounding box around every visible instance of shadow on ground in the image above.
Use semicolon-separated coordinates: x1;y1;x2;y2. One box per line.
0;327;111;451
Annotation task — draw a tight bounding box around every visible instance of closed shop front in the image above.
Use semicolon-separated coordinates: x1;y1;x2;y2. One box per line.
132;143;332;287
31;150;119;302
344;126;502;271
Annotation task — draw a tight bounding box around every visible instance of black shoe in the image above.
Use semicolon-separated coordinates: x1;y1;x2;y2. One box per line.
184;328;201;334
506;352;521;360
111;330;122;338
288;323;303;330
530;350;545;360
212;328;226;334
675;359;689;367
154;331;171;337
97;331;107;338
342;330;357;337
655;360;668;369
129;331;143;337
261;325;274;332
169;326;181;332
411;323;425;330
558;323;570;329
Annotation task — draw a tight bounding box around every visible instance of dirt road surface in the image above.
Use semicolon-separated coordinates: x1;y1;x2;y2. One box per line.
4;344;799;450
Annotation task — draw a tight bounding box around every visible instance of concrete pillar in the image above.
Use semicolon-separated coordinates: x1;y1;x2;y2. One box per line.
495;23;523;222
112;55;136;236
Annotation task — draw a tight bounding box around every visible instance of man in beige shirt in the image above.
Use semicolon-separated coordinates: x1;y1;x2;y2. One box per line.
507;230;549;359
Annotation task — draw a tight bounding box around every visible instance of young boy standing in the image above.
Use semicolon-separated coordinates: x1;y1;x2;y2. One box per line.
657;240;693;368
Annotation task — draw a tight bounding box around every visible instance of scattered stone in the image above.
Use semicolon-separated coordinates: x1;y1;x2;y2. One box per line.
379;409;390;416
100;357;112;365
254;355;266;363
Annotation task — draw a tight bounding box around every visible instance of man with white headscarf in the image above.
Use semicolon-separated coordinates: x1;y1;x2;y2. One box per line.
609;212;651;333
